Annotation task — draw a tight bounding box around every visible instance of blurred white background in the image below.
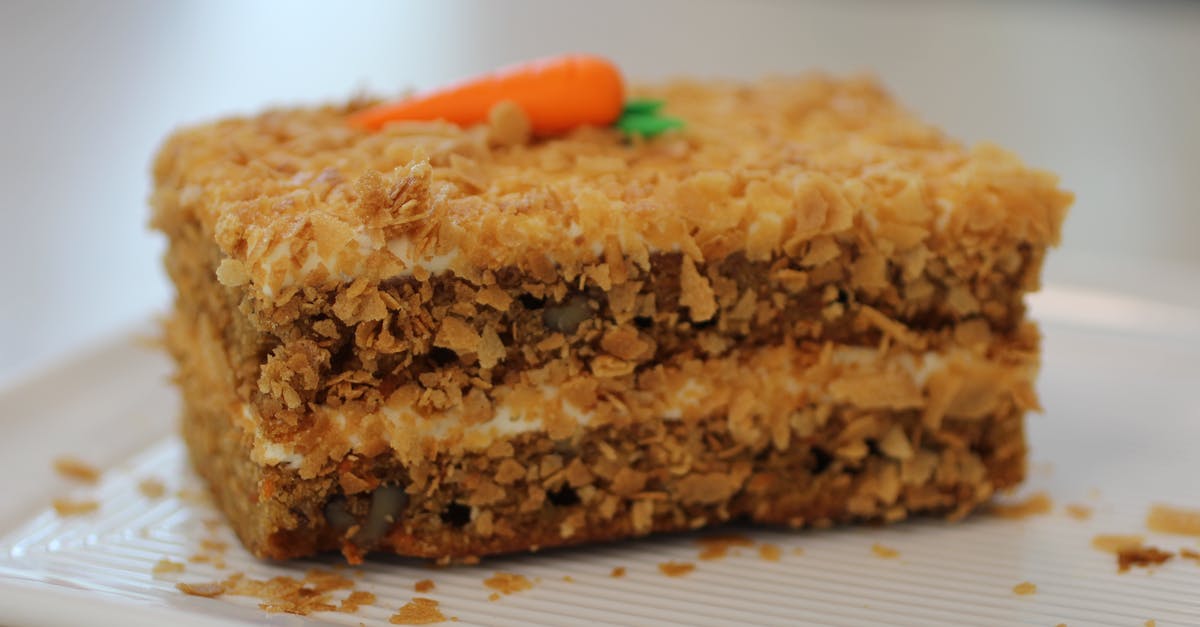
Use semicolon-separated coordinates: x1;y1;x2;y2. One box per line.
1;0;1198;386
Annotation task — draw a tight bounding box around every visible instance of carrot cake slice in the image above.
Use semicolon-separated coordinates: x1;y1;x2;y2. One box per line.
151;58;1071;562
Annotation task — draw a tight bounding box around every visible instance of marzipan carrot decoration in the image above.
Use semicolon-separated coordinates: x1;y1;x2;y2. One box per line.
348;54;626;136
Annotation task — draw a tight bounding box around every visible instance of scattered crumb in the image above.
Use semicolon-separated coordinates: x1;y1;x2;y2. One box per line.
202;518;222;532
610;566;626;578
175;568;361;615
1012;581;1037;595
871;543;900;559
1117;546;1174;573
1092;534;1146;554
658;561;695;577
1056;623;1067;627
53;457;100;483
1146;504;1200;537
52;498;98;516
758;543;782;562
1145;621;1156;627
138;478;166;499
414;579;435;593
483;572;532;596
200;539;228;553
1179;547;1200;563
487;592;501;602
176;581;225;598
1064;504;1093;521
1087;488;1101;500
152;558;186;577
390;597;447;624
562;575;574;583
988;492;1053;519
696;533;755;560
339;590;376;613
1031;461;1054;477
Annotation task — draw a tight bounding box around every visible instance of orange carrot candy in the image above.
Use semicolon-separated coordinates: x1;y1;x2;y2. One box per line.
348;54;626;136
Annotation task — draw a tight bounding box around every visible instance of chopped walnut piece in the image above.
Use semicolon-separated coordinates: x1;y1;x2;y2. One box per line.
390;597;447;624
53;457;100;483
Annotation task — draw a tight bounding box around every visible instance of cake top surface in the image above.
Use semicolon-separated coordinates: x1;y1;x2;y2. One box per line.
151;75;1071;299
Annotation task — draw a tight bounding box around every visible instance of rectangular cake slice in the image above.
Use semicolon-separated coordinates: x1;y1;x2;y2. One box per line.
152;75;1070;562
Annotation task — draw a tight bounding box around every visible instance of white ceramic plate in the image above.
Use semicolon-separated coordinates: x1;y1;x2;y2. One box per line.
1;279;1198;626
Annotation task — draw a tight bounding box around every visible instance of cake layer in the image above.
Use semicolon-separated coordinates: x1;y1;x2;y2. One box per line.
171;301;1033;561
161;205;1046;427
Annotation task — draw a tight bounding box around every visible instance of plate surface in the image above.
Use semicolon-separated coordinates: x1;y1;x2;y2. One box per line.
1;281;1199;626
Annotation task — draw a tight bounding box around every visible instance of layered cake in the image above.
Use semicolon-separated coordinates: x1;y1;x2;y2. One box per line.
152;57;1071;562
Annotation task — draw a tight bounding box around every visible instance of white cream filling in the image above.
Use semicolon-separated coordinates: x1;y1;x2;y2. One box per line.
251;347;952;468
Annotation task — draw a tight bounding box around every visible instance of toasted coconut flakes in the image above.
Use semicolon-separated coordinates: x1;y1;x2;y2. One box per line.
658;561;695;577
1117;546;1173;572
391;597;447;624
53;457;100;483
758;543;782;562
176;581;226;598
1012;581;1037;595
871;543;900;559
696;533;755;560
138;478;166;498
414;579;435;593
52;498;98;516
483;572;532;595
1091;534;1146;554
610;566;626;578
987;492;1053;519
1064;504;1092;521
152;558;186;577
1146;504;1200;537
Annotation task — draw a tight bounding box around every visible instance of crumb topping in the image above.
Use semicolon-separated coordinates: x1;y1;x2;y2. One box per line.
152;76;1071;303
